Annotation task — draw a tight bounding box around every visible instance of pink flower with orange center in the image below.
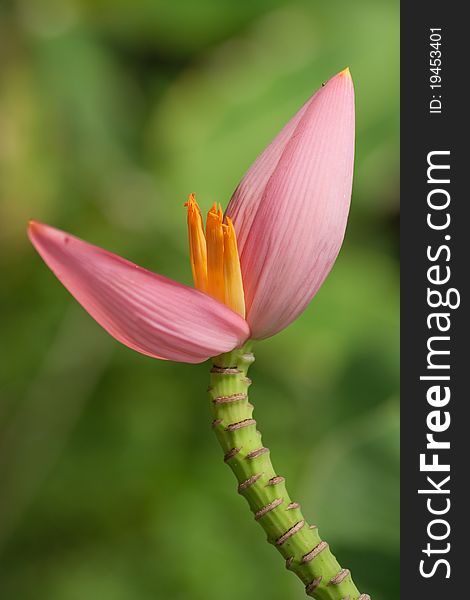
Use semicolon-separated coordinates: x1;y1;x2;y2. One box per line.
28;69;355;363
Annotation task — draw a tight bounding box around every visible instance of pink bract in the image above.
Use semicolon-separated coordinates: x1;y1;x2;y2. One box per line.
28;222;250;363
226;69;355;339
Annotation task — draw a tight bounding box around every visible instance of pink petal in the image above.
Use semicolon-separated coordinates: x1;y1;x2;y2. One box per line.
28;222;250;363
226;69;355;339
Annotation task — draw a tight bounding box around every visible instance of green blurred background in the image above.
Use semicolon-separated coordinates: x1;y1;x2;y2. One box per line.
0;1;399;599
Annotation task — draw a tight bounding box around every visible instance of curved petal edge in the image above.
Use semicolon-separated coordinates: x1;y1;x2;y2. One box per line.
226;69;355;339
28;222;250;363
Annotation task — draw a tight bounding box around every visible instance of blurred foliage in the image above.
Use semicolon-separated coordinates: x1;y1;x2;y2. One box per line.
0;1;399;599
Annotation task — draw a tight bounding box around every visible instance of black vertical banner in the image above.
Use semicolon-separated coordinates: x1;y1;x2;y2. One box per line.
401;3;467;599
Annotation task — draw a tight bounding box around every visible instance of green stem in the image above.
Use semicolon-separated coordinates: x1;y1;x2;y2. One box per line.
209;345;369;600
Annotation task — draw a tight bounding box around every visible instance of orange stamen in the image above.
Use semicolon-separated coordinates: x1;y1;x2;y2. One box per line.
185;193;207;292
205;203;225;304
222;218;245;317
185;195;245;318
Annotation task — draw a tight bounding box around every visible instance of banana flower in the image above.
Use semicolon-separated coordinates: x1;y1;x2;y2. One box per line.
28;69;369;600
